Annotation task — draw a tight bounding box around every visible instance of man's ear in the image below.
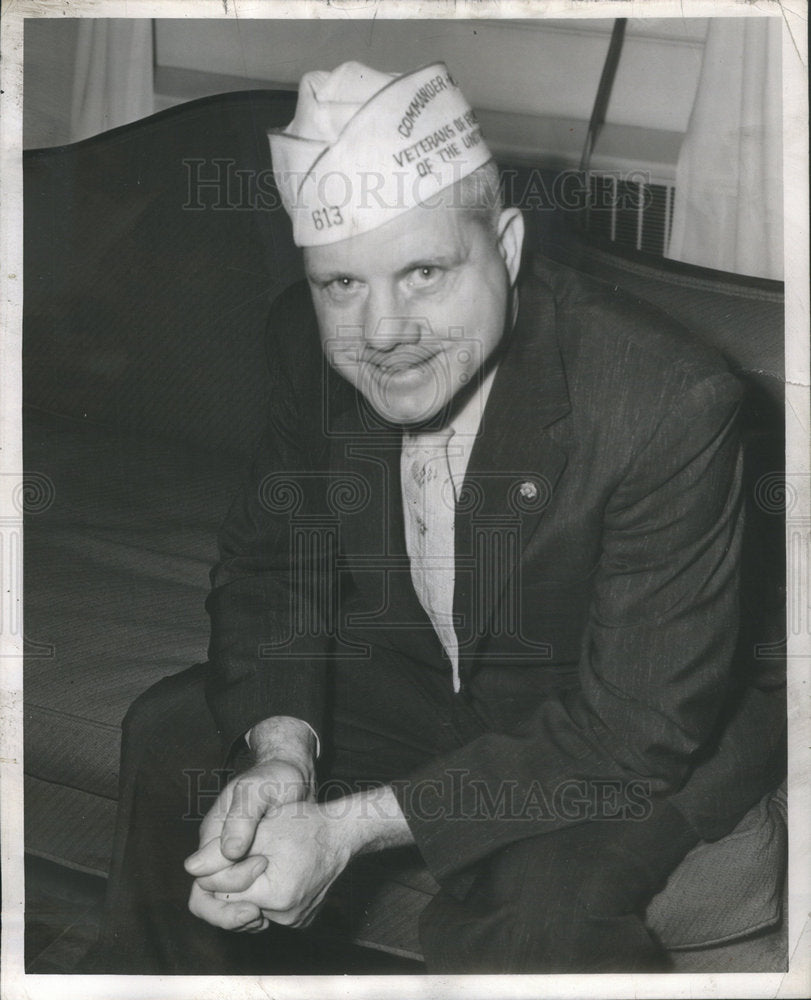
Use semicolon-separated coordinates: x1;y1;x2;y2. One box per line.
496;207;525;286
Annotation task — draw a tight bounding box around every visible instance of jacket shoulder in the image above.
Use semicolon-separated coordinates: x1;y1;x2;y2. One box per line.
525;256;736;389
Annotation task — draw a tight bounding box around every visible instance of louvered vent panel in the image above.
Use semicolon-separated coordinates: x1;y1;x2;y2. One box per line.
581;173;675;258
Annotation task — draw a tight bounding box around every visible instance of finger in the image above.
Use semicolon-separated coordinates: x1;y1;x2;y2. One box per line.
195;856;268;894
198;781;234;846
209;885;302;928
187;881;261;931
184;836;232;877
221;776;279;860
249;906;300;927
257;902;321;929
244;916;271;934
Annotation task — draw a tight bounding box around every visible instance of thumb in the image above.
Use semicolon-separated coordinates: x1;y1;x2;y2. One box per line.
220;772;280;861
185;835;231;877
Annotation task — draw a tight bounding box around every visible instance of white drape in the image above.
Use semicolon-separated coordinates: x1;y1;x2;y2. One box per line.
668;18;783;280
70;20;154;143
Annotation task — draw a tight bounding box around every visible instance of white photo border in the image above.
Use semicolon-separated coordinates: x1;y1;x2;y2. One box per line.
1;1;808;998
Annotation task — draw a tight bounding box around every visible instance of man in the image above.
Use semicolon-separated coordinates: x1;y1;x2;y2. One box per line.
97;61;785;974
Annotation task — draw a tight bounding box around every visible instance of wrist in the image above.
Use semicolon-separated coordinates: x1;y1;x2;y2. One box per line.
247;716;316;782
324;786;414;859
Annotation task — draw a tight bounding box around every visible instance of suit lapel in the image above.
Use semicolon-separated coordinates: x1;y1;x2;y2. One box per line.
328;388;444;664
329;392;403;561
454;276;570;656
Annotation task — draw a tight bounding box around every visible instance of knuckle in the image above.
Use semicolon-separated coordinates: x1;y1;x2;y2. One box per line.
231;906;259;930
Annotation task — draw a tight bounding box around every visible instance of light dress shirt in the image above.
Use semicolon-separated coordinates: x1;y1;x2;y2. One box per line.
401;367;497;692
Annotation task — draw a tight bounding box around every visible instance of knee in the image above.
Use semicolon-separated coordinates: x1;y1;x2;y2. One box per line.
119;663;215;778
424;833;667;973
122;675;180;750
122;661;211;742
510;845;668;972
420;879;655;974
118;682;182;799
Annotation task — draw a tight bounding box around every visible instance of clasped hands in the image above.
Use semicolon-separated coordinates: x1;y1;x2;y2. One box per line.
185;756;346;933
184;717;412;934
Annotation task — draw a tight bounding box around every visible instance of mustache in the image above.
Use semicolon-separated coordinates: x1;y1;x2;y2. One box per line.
328;317;446;372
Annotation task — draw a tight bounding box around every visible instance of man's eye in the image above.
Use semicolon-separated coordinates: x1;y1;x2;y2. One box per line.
325;277;359;297
409;266;443;288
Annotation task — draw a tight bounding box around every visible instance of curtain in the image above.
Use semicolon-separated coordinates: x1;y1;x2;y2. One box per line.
668;18;782;280
70;20;154;143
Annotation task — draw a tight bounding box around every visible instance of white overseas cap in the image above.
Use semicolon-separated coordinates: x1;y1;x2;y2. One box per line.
269;61;493;247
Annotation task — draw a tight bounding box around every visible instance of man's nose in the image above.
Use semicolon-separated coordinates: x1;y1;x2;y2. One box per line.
363;289;422;351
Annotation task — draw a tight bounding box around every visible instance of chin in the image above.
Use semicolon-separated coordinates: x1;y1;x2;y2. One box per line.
371;391;450;427
353;377;444;426
370;404;439;427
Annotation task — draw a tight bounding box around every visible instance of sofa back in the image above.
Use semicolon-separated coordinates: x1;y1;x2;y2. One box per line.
24;90;302;459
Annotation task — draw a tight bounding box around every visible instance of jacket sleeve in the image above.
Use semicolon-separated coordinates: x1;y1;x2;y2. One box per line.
204;285;333;756
395;369;746;879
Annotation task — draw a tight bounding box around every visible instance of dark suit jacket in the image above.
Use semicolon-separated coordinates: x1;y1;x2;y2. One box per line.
205;256;784;879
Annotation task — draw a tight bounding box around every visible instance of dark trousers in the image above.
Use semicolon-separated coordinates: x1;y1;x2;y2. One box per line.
93;657;700;974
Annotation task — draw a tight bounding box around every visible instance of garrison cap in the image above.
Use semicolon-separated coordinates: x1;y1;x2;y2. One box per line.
269;60;492;246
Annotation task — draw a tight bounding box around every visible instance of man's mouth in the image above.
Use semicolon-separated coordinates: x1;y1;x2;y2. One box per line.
368;348;440;374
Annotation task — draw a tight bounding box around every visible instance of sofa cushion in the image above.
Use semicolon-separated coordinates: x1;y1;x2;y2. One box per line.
24;776;118;877
647;784;787;949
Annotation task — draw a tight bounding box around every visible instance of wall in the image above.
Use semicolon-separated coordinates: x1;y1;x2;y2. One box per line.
154;17;708;177
154;18;706;129
23;16;708;177
24;19;82;149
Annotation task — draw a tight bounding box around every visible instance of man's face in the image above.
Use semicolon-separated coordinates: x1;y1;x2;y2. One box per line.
304;199;522;426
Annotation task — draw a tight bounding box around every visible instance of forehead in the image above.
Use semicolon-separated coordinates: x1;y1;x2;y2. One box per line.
303;200;478;278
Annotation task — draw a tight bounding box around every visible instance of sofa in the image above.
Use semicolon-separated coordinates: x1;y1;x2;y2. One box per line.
23;90;787;970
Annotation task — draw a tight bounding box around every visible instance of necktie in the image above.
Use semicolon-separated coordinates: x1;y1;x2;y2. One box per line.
401;427;461;692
